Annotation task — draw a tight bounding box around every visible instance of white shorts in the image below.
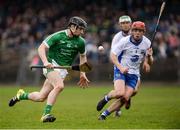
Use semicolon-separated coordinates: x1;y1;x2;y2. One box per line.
43;60;68;79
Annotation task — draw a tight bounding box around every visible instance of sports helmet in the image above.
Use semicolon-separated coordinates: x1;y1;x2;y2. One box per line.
68;16;87;29
119;15;132;23
131;21;146;31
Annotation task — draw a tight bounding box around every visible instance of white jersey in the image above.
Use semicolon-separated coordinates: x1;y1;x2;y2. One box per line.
111;31;128;48
111;35;151;76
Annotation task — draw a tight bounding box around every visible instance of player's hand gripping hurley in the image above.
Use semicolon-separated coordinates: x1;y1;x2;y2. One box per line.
30;62;92;73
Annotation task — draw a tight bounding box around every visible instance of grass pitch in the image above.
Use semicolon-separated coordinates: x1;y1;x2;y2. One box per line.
0;84;180;129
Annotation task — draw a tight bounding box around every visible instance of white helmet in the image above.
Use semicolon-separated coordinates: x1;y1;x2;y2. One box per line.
119;15;132;23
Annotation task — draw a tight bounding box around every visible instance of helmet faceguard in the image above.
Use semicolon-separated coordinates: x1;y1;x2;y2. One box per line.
68;16;87;29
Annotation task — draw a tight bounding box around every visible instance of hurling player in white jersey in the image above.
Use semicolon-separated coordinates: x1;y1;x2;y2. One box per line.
97;21;153;120
112;16;151;117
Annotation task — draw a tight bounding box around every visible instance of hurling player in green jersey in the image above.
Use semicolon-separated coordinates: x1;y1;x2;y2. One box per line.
9;16;90;123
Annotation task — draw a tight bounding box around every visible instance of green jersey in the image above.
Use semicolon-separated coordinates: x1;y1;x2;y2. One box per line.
43;30;86;66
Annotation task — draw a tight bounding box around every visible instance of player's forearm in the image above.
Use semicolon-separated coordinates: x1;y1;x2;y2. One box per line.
110;52;123;70
147;55;154;65
80;54;87;75
143;57;149;66
80;54;87;64
38;43;49;65
146;48;153;65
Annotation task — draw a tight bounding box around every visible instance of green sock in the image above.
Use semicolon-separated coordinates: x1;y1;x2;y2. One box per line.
19;93;29;100
43;104;52;115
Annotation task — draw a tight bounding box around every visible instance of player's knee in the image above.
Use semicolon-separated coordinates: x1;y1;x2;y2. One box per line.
115;90;125;98
38;94;47;102
54;84;64;92
35;94;47;102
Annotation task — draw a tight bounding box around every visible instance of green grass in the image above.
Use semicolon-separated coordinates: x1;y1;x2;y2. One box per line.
0;84;180;129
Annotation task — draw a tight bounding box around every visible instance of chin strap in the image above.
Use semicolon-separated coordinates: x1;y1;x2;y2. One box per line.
69;26;78;36
69;28;74;36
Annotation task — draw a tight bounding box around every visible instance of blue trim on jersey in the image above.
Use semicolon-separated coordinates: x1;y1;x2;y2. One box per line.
130;36;142;46
118;51;124;63
114;68;138;89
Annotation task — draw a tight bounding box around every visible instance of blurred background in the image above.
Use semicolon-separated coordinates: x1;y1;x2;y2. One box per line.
0;0;180;86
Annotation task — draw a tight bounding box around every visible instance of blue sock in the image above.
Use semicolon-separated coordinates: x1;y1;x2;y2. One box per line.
104;95;110;102
101;110;110;117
